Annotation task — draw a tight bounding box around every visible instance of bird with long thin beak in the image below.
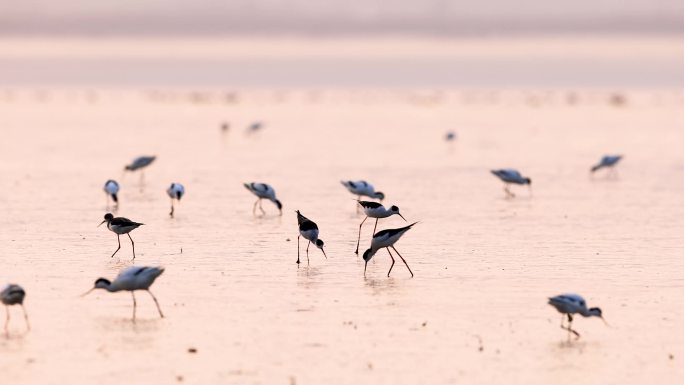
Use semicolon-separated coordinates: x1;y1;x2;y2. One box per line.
99;213;144;259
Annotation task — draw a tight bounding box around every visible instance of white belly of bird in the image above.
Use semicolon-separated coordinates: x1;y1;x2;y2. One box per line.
108;224;136;234
365;207;390;218
300;229;319;243
371;232;404;249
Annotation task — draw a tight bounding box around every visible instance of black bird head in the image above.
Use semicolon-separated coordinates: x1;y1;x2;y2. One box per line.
275;199;283;211
525;178;532;185
99;213;114;227
374;192;385;201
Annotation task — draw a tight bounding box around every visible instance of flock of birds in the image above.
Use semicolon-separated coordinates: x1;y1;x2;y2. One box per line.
2;151;623;339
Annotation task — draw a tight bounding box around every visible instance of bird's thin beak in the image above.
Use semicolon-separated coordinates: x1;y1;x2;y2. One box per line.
600;316;611;327
398;213;407;222
80;287;96;297
321;248;327;259
97;220;106;227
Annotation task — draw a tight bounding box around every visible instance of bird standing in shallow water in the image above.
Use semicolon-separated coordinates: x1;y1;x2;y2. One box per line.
341;180;385;202
490;169;532;198
363;222;417;278
166;183;185;217
1;284;29;337
99;213;144;259
355;201;406;255
548;294;607;339
82;266;164;322
124;155;156;172
244;182;282;216
296;210;326;264
103;179;120;208
591;155;622;177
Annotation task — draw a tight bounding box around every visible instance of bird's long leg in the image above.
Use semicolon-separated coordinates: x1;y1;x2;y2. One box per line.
127;233;136;260
4;305;9;337
21;305;30;332
560;314;580;339
111;234;121;258
170;199;175;217
306;241;311;264
391;246;414;277
355;216;369;255
372;218;379;234
504;184;515;198
297;235;301;264
252;198;259;215
147;290;164;318
258;199;266;215
386;248;396;277
131;292;137;322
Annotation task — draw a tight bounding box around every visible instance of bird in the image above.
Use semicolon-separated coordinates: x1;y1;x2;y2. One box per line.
548;294;607;339
341;180;385;211
166;183;185;217
103;179;120;207
124;156;156;172
296;210;326;264
490;169;532;197
362;222;417;278
221;122;230;132
355;201;406;255
246;122;263;134
243;182;282;216
591;155;622;176
99;213;144;259
82;266;165;322
1;284;29;337
445;131;456;141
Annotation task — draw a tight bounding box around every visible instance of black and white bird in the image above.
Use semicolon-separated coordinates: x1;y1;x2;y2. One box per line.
362;222;417;278
296;210;326;264
124;156;156;172
103;179;120;207
243;182;282;216
341;180;385;211
591;155;622;176
1;284;29;337
548;294;607;339
355;201;406;255
166;183;185;217
82;266;165;322
490;169;532;197
99;213;144;259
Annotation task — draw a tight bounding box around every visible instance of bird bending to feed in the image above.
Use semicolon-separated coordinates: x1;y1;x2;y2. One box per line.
591;155;622;176
363;222;417;278
244;182;282;216
2;284;29;337
355;201;406;255
341;180;385;211
548;294;607;339
124;155;156;172
296;210;326;264
99;213;144;259
104;179;120;207
490;169;532;198
166;183;185;217
82;266;164;322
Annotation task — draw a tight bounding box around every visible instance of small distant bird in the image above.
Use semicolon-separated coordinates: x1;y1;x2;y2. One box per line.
124;156;156;172
82;266;164;322
244;182;282;216
246;122;263;134
166;183;185;217
1;284;29;337
491;169;532;197
341;181;385;211
296;210;326;264
548;294;607;339
103;179;120;206
362;222;417;278
445;131;456;141
221;122;230;132
355;201;406;255
591;155;622;176
99;213;144;259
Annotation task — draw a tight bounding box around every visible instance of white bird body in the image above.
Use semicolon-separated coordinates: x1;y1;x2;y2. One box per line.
491;169;532;197
591;155;623;173
166;183;186;217
296;210;326;264
548;293;605;339
1;284;29;336
103;180;120;203
354;201;407;255
341;180;385;201
83;266;165;321
244;182;282;215
362;222;417;277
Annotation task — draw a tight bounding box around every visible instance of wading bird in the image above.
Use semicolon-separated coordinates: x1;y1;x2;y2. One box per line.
82;266;164;322
1;284;29;337
103;179;120;207
296;210;326;264
355;201;406;255
362;222;417;278
591;155;622;177
124;155;156;173
490;169;532;197
244;182;282;216
99;213;144;259
548;294;607;339
166;183;185;217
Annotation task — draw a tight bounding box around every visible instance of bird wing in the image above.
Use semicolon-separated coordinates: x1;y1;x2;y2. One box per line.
358;201;383;209
299;220;319;231
111;217;141;226
374;222;418;239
